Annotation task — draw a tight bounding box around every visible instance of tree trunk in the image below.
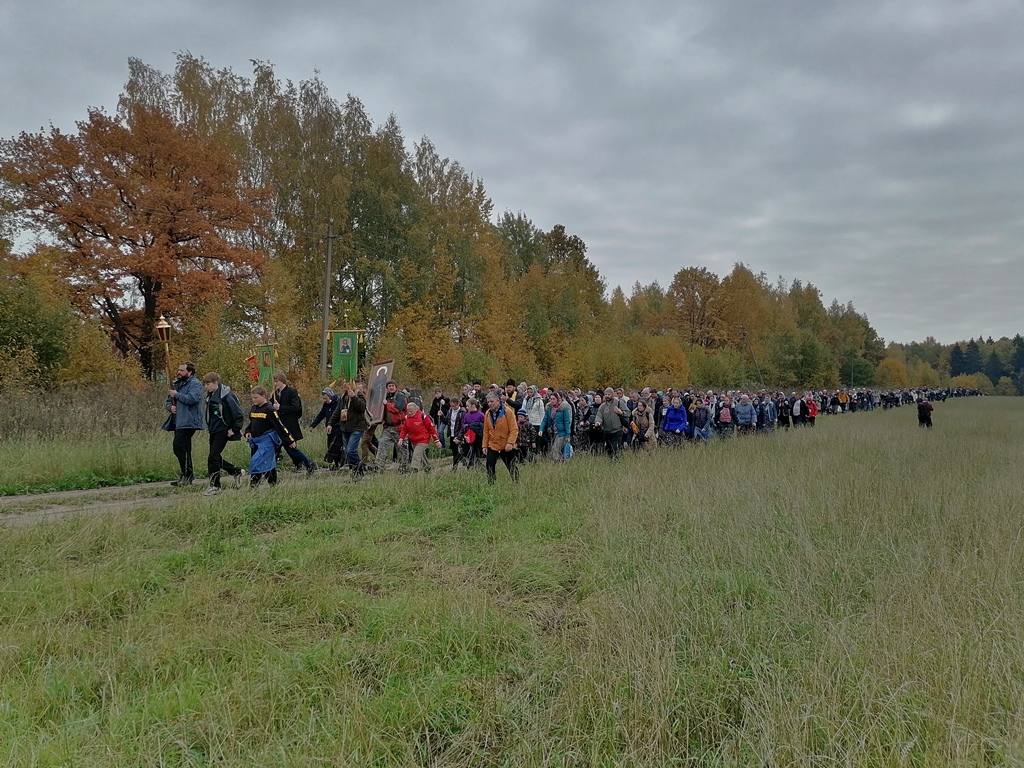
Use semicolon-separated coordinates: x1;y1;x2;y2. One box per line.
139;277;160;380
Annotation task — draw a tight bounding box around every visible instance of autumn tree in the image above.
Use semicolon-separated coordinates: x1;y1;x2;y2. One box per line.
1;104;268;376
0;249;74;384
665;266;720;346
875;357;909;388
627;281;669;334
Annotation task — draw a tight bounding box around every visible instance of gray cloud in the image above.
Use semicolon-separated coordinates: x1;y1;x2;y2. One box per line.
2;0;1022;343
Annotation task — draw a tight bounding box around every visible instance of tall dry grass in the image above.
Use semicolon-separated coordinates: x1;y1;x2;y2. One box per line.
1;398;1022;765
0;384;323;494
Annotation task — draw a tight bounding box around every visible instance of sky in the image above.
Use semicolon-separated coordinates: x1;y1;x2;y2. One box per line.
2;0;1023;345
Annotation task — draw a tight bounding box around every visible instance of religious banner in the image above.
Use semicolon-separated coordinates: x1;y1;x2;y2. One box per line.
246;354;259;385
331;331;360;382
257;344;276;389
366;359;394;425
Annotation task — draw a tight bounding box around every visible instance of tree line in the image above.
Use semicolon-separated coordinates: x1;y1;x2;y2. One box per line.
1;54;1020;395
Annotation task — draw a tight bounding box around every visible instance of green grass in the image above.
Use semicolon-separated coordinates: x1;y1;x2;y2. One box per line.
0;433;186;494
1;398;1023;765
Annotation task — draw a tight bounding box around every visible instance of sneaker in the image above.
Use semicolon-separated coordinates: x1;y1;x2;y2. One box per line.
203;486;221;497
170;475;194;487
306;462;317;476
234;469;248;490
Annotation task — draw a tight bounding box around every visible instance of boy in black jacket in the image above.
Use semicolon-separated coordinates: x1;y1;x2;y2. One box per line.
271;371;316;474
202;372;247;495
246;386;299;487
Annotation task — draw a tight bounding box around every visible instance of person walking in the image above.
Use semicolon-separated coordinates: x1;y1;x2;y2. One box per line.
245;386;299;488
660;395;688;446
455;398;485;469
691;397;712;442
164;361;204;487
447;399;467;469
270;372;316;474
428;388;450;449
735;394;757;435
630;399;654;449
201;372;246;495
917;399;934;428
539;390;572;461
309;387;340;461
373;380;408;471
483;393;520;484
324;386;353;469
594;387;626;460
343;381;369;472
515;408;538;462
399;401;442;472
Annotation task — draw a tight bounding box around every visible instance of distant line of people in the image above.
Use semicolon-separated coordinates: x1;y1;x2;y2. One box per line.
164;364;979;492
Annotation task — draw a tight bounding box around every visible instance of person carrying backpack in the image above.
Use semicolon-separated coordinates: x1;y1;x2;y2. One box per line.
398;401;442;472
917;399;934;428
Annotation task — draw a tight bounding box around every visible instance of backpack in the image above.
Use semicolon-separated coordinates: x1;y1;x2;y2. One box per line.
718;406;732;423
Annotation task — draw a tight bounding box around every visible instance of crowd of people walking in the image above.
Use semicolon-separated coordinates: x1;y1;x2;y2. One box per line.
164;363;979;492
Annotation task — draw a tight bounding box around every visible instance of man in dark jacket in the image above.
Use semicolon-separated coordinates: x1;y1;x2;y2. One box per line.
271;372;316;475
327;381;369;473
428;388;450;449
165;361;205;487
309;387;340;459
594;387;626;460
201;372;246;495
502;379;522;414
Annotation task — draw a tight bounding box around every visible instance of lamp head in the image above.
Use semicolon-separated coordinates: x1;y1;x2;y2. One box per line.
155;315;171;343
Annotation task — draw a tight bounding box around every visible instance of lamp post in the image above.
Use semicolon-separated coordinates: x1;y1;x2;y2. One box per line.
320;219;336;379
155;315;174;386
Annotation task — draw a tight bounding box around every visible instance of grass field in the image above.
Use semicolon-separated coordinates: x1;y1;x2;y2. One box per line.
2;398;1023;766
0;387;263;495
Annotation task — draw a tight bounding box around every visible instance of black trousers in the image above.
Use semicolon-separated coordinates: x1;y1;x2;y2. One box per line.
207;430;242;486
325;430;350;466
249;443;279;486
602;431;622;460
173;428;197;478
485;449;519;484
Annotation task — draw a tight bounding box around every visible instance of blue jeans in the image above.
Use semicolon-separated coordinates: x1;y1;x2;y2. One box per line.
345;430;363;468
283;442;312;468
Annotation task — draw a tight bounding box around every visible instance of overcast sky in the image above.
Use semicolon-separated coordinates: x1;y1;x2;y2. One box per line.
3;0;1022;344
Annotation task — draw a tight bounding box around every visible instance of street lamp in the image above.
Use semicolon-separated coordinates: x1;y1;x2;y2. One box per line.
155;315;174;385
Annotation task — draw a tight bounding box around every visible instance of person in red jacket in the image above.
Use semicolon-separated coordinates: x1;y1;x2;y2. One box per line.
398;401;441;472
804;394;819;427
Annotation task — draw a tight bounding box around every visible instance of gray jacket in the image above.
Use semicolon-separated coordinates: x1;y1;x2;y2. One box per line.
595;401;625;433
166;374;205;431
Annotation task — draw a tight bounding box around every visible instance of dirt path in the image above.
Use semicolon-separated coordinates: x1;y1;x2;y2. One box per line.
0;462;453;527
0;479;190;527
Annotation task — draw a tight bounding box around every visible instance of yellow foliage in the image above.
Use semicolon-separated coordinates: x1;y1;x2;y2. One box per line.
949;374;993;394
389;304;463;385
632;334;691;389
909;360;941;388
55;321;143;387
875;357;909;389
